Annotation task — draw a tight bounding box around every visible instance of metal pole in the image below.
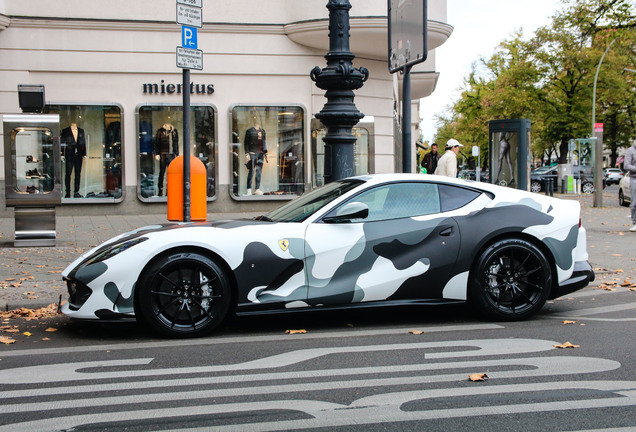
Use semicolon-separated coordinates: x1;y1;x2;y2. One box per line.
402;65;412;173
591;38;615;208
183;69;191;222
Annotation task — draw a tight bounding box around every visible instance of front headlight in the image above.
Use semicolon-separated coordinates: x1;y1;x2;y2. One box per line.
84;237;149;265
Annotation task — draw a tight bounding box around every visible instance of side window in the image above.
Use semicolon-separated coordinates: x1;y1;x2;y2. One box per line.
439;184;482;212
344;182;441;222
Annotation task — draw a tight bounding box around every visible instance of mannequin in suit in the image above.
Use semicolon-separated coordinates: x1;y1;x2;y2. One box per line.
61;123;87;198
244;123;267;195
154;123;179;196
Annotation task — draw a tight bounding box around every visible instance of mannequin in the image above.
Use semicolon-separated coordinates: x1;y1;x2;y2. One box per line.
244;123;267;195
154;123;179;196
61;122;87;198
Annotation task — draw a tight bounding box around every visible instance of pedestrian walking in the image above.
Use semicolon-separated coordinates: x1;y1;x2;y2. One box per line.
434;138;463;178
624;139;636;232
422;143;441;174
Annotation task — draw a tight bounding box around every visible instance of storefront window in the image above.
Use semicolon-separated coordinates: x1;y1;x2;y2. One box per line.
311;117;373;188
231;105;305;198
11;127;55;194
43;104;122;200
137;105;216;200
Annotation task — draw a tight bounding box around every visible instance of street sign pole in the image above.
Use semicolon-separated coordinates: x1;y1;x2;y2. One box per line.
176;0;202;222
183;68;191;222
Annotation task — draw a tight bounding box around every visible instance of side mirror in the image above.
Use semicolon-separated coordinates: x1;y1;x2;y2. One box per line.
323;202;369;223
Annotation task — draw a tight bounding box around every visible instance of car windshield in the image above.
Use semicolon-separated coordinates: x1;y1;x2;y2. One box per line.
265;179;364;222
532;166;552;174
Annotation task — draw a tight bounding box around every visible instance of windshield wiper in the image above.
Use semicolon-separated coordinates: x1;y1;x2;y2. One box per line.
253;215;273;222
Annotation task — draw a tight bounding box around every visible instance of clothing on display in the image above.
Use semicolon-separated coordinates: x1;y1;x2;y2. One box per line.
154;124;179;196
61;123;87;198
244;126;267;194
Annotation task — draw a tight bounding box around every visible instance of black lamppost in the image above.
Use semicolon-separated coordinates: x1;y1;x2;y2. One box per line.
310;0;369;183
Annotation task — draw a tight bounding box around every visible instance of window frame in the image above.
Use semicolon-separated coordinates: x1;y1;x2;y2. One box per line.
135;103;218;203
229;103;307;201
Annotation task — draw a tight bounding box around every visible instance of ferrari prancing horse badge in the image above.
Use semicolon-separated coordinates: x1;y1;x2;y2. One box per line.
278;239;289;251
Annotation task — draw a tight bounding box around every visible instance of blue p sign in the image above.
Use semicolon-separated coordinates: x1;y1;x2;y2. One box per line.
182;26;198;49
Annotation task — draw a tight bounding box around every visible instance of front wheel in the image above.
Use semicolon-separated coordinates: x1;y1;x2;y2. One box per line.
581;181;595;194
619;189;628;207
470;239;552;321
136;251;231;338
530;181;542;193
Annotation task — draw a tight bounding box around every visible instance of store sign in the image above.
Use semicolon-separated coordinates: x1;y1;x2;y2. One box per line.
142;80;214;95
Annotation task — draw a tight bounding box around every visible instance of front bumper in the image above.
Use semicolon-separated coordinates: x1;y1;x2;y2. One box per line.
550;260;595;299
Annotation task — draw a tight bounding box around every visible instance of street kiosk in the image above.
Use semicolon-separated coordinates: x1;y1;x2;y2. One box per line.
488;119;532;191
3;113;62;246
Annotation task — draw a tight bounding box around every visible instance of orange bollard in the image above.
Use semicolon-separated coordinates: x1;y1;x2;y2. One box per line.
167;155;207;221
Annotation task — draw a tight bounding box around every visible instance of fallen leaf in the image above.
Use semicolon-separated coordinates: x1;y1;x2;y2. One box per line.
41;338;51;341
408;330;425;335
554;341;580;349
562;320;577;324
468;373;488;382
27;296;39;300
612;254;622;257
0;336;15;344
285;329;307;335
0;304;60;320
23;332;32;337
45;328;58;332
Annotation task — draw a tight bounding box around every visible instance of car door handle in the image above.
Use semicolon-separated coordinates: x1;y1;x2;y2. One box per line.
440;227;453;236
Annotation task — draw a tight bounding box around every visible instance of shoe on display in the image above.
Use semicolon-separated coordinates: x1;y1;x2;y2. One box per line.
26;185;37;194
73;192;83;198
26;155;33;163
65;192;70;198
246;188;252;196
254;189;264;195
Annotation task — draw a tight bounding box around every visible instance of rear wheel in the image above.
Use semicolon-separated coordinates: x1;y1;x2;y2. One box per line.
619;189;629;207
470;238;552;321
136;251;231;338
530;181;542;193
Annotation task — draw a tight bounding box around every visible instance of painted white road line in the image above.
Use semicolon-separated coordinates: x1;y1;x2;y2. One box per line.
0;356;620;413
0;323;502;358
0;338;557;384
3;381;635;432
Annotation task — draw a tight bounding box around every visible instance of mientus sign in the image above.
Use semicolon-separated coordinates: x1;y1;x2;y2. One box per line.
143;80;214;95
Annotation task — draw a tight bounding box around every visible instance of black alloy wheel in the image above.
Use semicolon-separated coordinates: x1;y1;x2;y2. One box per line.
136;251;231;338
470;238;552;321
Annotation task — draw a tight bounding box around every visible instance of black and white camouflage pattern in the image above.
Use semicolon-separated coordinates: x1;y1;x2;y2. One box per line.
61;174;589;320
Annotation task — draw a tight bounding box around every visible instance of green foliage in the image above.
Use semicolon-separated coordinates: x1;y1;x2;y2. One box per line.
434;0;636;167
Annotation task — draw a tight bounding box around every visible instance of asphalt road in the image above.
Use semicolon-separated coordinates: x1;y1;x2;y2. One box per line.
0;284;635;431
0;185;635;431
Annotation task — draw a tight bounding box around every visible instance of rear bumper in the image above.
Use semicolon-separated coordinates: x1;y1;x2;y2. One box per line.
550;260;595;299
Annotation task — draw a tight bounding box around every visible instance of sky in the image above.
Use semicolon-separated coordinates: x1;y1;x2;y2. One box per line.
419;0;563;144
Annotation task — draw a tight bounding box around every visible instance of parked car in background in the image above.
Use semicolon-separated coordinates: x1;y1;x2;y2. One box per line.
530;165;601;194
619;173;632;207
457;169;489;182
604;168;624;186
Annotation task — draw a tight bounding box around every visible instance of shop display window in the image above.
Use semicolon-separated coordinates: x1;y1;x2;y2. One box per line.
231;105;305;198
43;104;122;200
311;118;372;188
137;105;216;201
10;127;55;195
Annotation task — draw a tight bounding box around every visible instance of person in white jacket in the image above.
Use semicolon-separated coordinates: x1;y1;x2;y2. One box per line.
434;138;463;178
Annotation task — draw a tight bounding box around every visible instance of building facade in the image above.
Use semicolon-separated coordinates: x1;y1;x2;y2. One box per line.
0;0;452;217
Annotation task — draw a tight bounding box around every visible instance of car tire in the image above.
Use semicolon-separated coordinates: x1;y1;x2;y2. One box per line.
530;181;542;193
136;251;231;338
470;238;552;321
581;181;595;194
619;189;629;207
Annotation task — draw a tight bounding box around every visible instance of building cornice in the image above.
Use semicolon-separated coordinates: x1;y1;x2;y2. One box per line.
4;17;286;34
0;14;10;30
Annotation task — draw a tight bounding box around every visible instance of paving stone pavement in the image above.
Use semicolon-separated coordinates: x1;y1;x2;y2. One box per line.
0;187;634;311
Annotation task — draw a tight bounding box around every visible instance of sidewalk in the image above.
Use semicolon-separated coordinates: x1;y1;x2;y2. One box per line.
1;188;634;311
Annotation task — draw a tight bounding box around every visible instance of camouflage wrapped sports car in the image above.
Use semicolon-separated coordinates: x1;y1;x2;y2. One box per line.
61;174;594;337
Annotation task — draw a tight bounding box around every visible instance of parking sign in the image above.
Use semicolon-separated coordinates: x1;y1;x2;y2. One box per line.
182;26;198;49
